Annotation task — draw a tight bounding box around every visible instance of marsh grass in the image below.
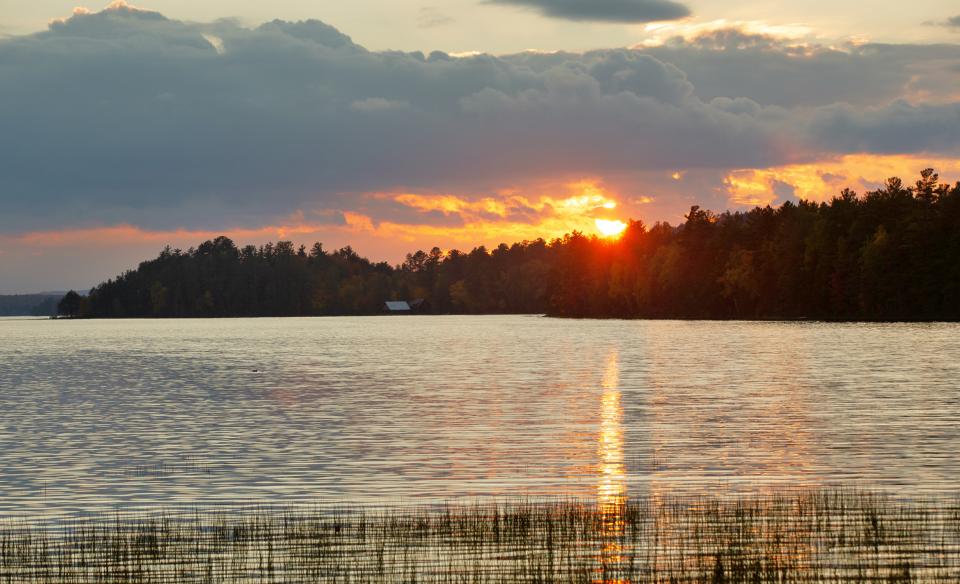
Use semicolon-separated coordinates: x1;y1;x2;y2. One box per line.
2;490;959;582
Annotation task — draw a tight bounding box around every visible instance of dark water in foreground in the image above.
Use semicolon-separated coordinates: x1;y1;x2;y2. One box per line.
1;316;958;519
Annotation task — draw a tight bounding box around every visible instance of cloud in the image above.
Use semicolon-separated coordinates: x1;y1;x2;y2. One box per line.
202;33;225;54
0;180;635;292
0;6;790;234
724;154;960;207
498;33;960;108
638;33;960;107
640;20;814;45
0;4;959;244
2;182;627;254
48;1;170;33
946;15;960;28
810;101;960;154
350;97;410;112
484;0;690;23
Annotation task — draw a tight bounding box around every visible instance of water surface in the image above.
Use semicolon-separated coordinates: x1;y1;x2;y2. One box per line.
1;316;958;519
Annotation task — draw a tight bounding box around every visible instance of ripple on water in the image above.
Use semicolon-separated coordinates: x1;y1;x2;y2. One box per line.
1;316;959;520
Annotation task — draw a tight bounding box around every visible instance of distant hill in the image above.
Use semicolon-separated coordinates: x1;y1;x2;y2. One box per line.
0;294;62;316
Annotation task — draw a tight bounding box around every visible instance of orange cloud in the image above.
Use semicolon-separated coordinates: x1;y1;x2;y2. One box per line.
725;154;960;206
388;194;512;217
372;180;627;244
1;181;630;261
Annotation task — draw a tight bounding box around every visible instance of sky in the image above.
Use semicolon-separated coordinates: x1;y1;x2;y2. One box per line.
0;0;959;293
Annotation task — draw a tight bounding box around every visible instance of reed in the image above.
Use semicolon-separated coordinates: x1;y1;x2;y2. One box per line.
1;490;958;582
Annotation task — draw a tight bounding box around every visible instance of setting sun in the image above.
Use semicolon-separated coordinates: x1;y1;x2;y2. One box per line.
595;219;628;238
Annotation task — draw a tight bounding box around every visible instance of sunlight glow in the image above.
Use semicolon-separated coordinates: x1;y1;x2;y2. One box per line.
595;219;627;239
380;180;626;243
639;19;814;47
9;180;639;261
725;154;960;207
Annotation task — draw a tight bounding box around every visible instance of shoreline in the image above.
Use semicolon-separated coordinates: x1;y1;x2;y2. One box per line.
40;312;960;324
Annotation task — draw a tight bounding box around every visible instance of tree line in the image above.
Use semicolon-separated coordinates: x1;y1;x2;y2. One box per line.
0;294;60;316
61;170;960;321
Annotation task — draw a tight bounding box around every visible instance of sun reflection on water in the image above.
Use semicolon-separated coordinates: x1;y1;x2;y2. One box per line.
596;349;628;582
598;350;625;507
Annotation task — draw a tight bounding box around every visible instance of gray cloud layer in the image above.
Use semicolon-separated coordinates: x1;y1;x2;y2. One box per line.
484;0;690;23
947;15;960;27
810;101;960;153
0;5;959;232
507;32;960;108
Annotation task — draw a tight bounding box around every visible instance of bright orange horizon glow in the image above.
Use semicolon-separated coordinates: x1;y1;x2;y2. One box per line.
10;155;955;281
725;154;960;207
1;180;629;259
595;219;628;238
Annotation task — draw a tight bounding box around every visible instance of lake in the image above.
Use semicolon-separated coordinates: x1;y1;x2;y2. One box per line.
1;316;958;520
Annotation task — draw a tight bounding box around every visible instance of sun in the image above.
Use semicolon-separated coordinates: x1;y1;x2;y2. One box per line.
595;218;627;238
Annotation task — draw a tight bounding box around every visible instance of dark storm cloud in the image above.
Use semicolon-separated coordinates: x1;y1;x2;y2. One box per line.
0;4;958;233
483;0;690;23
810;101;960;154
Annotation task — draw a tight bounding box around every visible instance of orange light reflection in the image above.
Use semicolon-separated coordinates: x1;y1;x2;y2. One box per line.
596;349;628;583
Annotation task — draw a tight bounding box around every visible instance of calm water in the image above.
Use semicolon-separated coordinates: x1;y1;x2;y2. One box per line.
1;316;959;519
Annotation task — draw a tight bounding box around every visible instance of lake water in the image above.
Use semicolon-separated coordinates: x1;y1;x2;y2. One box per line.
1;316;959;519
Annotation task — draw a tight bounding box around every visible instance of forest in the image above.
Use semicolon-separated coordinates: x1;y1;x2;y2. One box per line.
62;170;960;321
0;294;60;316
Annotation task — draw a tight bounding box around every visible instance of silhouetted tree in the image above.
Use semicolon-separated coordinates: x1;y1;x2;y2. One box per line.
79;171;960;322
57;290;83;317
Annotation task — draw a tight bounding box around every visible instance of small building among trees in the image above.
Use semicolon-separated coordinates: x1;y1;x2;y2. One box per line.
383;299;428;314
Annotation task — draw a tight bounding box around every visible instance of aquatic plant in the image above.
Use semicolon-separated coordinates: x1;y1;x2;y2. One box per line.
1;490;958;582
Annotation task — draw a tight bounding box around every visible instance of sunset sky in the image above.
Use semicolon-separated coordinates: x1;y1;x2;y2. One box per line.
1;0;959;293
